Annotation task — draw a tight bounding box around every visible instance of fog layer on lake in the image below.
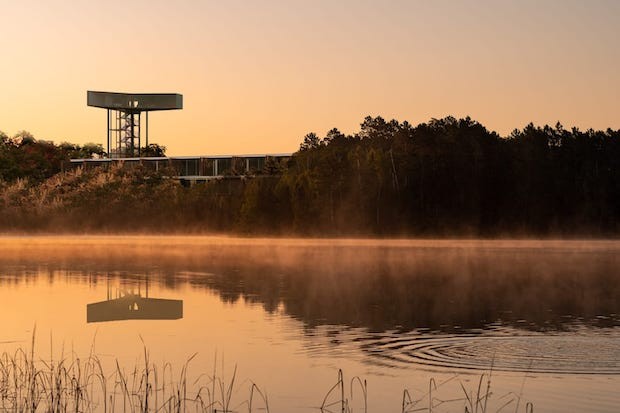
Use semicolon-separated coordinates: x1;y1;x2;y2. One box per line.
0;236;618;412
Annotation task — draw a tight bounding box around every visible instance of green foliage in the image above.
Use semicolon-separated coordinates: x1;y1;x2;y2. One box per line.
141;143;167;157
59;141;106;159
0;131;107;183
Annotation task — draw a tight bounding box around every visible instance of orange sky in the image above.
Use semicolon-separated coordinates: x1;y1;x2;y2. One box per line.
0;0;618;156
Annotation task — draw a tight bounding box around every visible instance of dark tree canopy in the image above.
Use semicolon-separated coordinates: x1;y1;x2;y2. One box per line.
0;131;164;183
141;143;167;157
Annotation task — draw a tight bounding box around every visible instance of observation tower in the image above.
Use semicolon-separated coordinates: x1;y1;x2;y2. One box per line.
87;91;183;158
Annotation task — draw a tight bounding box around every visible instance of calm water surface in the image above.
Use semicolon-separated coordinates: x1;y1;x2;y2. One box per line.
0;236;618;412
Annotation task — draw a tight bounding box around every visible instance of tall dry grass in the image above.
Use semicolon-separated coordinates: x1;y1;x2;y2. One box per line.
0;331;533;412
319;369;534;413
0;331;268;413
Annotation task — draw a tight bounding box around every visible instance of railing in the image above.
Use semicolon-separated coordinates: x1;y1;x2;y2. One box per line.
68;154;292;178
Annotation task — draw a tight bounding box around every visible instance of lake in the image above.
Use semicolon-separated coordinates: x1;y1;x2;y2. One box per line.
0;236;618;412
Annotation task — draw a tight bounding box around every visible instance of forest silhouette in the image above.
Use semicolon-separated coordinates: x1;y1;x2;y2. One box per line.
1;116;619;235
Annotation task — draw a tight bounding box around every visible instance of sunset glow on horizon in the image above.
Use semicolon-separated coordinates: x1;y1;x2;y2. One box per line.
1;0;618;155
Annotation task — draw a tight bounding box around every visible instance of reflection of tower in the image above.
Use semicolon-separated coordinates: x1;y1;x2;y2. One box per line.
87;91;183;158
87;277;183;323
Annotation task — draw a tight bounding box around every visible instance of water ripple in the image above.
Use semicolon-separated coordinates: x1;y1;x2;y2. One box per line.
357;331;620;374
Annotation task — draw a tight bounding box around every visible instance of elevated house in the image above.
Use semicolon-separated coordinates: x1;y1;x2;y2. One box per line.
73;91;291;182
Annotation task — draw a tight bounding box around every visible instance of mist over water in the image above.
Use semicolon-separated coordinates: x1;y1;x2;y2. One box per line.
0;236;618;411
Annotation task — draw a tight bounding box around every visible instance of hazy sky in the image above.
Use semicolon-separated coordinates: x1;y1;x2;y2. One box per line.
0;0;618;155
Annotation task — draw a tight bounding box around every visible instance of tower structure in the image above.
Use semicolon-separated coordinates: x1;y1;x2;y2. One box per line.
87;91;183;158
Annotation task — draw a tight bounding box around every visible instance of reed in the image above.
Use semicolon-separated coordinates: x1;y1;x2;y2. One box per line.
0;338;532;413
0;336;268;413
398;370;534;413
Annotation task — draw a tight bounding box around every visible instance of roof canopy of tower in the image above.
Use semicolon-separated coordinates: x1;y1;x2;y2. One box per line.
87;91;183;111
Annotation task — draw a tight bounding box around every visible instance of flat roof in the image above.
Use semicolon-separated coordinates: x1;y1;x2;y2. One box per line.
87;91;183;111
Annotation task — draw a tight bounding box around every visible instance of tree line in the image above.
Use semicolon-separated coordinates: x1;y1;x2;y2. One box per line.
0;131;165;183
278;116;620;235
1;116;619;235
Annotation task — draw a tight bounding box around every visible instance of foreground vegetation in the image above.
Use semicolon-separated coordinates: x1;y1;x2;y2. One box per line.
1;116;619;235
0;339;533;412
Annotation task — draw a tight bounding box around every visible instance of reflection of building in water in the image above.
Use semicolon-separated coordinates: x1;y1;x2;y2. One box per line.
87;279;182;323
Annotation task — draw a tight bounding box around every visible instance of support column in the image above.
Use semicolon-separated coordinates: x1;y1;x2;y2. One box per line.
146;111;149;148
138;112;141;157
106;109;110;157
130;112;135;157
